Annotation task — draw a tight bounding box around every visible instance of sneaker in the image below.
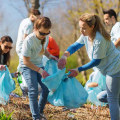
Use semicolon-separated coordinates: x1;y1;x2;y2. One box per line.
40;113;47;120
62;107;70;111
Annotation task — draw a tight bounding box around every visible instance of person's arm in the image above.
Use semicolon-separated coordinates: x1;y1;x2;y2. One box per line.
44;50;58;61
23;34;28;40
114;38;120;48
68;59;101;77
66;42;84;55
87;82;98;88
23;56;49;78
58;42;84;69
78;59;101;72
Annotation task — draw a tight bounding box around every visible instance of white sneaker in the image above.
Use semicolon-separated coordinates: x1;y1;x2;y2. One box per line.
40;113;47;120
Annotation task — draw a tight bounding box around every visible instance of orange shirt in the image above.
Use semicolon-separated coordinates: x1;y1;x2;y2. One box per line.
47;36;60;58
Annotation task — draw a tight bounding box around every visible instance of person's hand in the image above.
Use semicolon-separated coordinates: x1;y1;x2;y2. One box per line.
0;65;6;71
68;68;79;77
38;68;49;79
14;72;21;78
87;82;98;88
58;56;67;69
42;70;49;78
49;55;59;61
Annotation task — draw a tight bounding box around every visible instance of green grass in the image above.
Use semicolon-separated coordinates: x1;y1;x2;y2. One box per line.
0;108;13;120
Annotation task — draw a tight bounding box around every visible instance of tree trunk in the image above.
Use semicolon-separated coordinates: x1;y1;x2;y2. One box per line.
31;0;40;9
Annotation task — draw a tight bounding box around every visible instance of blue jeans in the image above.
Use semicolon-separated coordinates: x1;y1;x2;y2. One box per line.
97;90;108;103
21;67;49;120
106;71;120;120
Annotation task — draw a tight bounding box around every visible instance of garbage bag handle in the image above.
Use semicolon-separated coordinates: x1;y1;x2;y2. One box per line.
65;71;71;76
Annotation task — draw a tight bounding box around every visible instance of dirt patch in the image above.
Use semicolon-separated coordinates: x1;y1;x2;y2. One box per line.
0;97;110;120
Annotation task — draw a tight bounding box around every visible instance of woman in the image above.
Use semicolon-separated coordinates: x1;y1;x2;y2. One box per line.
19;17;57;120
0;36;13;70
58;13;120;120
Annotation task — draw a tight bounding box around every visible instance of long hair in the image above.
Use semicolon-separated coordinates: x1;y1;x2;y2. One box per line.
0;36;13;66
34;17;52;54
79;13;110;41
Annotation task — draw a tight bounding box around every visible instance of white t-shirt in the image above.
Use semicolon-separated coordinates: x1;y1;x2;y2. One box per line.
16;18;33;56
110;22;120;51
76;32;120;75
19;32;49;68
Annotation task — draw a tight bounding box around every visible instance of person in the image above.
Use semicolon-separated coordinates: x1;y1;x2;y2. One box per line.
0;36;13;69
16;8;41;60
42;36;60;66
103;9;120;51
47;36;60;58
19;17;58;120
16;9;41;96
58;13;120;120
96;9;120;103
0;36;16;104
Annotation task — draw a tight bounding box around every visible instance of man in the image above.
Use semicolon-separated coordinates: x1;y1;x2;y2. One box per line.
103;9;120;50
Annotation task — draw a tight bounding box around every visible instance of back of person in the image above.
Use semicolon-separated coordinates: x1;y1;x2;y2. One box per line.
16;18;33;56
16;9;41;57
47;36;60;58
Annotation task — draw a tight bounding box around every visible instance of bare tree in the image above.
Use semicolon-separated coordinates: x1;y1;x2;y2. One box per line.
23;0;40;15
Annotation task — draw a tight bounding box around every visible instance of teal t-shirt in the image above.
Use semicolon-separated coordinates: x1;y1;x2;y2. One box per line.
19;32;49;68
76;32;120;75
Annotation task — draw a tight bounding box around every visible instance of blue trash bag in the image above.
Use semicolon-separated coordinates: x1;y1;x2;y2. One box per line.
42;59;88;108
84;70;107;106
42;55;49;67
42;59;66;92
62;73;88;108
0;66;15;105
48;83;64;106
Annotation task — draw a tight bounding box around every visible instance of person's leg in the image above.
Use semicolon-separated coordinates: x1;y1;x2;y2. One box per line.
97;90;108;103
21;67;40;120
106;74;120;120
37;73;49;114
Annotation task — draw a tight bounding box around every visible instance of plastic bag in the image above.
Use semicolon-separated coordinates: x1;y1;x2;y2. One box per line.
42;59;66;92
0;66;15;105
62;73;88;108
42;55;49;67
42;59;88;108
84;70;107;106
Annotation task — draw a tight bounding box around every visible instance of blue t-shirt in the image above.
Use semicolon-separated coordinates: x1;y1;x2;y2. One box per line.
76;32;120;75
19;32;49;68
111;22;120;51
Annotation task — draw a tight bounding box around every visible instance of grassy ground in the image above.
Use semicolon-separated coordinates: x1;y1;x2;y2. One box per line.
0;96;110;120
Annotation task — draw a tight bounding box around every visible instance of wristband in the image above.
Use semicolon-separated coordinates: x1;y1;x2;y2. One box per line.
62;55;67;60
38;68;44;74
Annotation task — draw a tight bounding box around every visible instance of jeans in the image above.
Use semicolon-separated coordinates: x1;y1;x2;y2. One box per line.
21;67;49;120
106;71;120;120
97;90;108;103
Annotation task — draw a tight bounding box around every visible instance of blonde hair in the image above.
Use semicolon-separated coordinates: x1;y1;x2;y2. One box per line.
79;13;110;41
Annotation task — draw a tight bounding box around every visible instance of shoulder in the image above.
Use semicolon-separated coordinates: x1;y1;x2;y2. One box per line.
112;22;120;31
24;33;35;43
